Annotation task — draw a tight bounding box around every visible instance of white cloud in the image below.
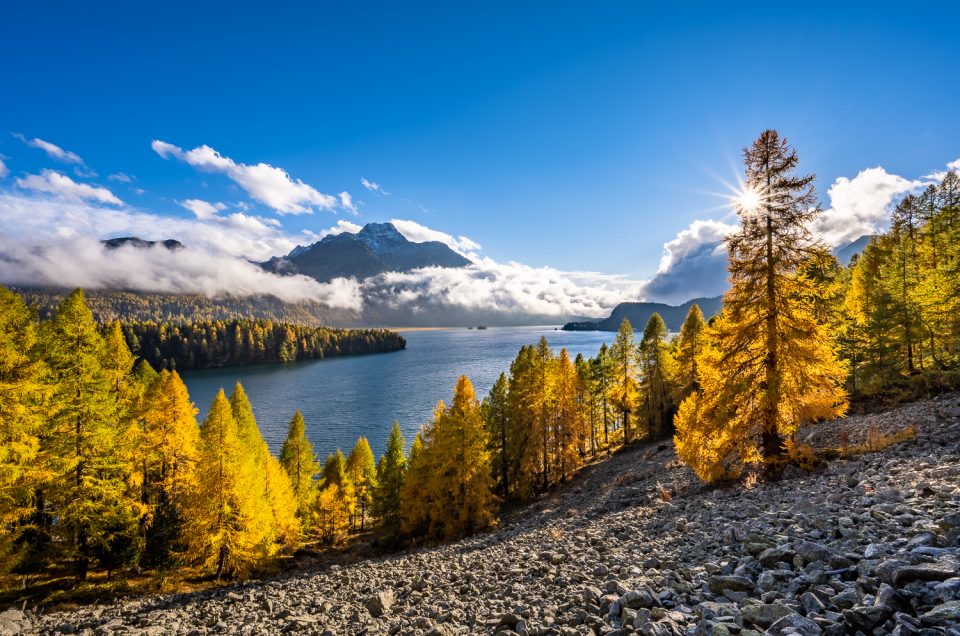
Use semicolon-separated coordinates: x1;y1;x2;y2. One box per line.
150;140;181;159
655;220;735;275
361;258;646;323
0;235;361;308
339;191;357;214
948;158;960;171
816;167;924;246
389;218;482;259
361;177;387;194
0;158;7;179
641;219;736;304
151;139;344;215
16;170;123;205
0;192;296;262
15;135;84;165
179;198;227;220
108;172;133;183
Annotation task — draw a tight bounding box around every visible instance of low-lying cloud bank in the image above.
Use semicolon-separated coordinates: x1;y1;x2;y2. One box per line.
361;259;646;324
0;191;645;321
0;235;362;308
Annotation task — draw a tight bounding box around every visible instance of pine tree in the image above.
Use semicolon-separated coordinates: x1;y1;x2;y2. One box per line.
533;338;554;489
408;377;496;540
674;131;847;479
887;196;925;374
0;287;47;569
610;318;639;443
228;383;277;549
346;437;377;530
263;454;300;549
103;321;138;411
638;313;675;439
591;343;614;449
574;353;596;456
40;289;142;579
315;450;355;542
373;422;406;535
482;373;511;497
505;345;539;501
139;370;200;568
552;349;582;481
322;449;348;489
279;410;319;520
399;431;429;537
845;238;900;391
311;483;351;545
674;304;707;403
229;383;264;470
185;389;265;579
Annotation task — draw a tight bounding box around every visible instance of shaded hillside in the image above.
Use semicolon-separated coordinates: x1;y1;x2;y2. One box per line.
16;288;361;327
563;296;723;332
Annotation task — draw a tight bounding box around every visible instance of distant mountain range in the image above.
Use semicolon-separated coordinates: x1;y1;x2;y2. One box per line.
563;296;723;332
262;222;471;283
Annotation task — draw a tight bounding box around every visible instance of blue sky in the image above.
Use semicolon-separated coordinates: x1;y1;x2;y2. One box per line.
1;2;959;311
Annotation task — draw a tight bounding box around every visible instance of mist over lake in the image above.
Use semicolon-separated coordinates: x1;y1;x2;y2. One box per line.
182;326;614;459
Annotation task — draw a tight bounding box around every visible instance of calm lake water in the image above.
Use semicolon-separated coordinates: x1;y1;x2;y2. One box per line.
182;326;614;459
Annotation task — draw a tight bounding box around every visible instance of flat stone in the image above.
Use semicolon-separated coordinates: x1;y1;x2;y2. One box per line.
793;540;835;564
707;575;754;595
767;613;823;636
741;603;796;628
891;564;958;587
843;605;891;631
758;547;794;568
920;600;960;627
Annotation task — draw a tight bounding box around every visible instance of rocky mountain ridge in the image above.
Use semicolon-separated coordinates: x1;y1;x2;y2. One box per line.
262;223;472;283
12;392;960;635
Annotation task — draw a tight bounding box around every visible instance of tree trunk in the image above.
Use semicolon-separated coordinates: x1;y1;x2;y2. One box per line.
761;154;783;466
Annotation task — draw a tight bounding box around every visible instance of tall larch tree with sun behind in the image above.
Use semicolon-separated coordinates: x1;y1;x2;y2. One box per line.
674;130;848;480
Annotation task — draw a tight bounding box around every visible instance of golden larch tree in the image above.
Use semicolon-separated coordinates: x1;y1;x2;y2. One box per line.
674;130;847;480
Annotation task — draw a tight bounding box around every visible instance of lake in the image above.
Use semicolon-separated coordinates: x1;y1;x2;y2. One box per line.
182;326;615;460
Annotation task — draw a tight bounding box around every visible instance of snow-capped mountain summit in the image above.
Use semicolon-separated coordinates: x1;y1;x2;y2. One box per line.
263;222;471;282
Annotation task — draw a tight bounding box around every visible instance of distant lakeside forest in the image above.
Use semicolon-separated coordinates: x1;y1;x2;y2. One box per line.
120;320;405;370
1;130;959;600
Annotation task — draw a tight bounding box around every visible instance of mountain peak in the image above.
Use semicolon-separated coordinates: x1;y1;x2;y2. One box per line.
262;222;470;282
356;222;407;250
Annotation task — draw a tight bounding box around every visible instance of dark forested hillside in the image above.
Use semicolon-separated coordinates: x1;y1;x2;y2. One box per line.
563;296;723;332
16;288;361;326
119;319;405;370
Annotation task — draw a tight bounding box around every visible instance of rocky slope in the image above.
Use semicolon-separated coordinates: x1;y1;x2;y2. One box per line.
13;393;960;635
